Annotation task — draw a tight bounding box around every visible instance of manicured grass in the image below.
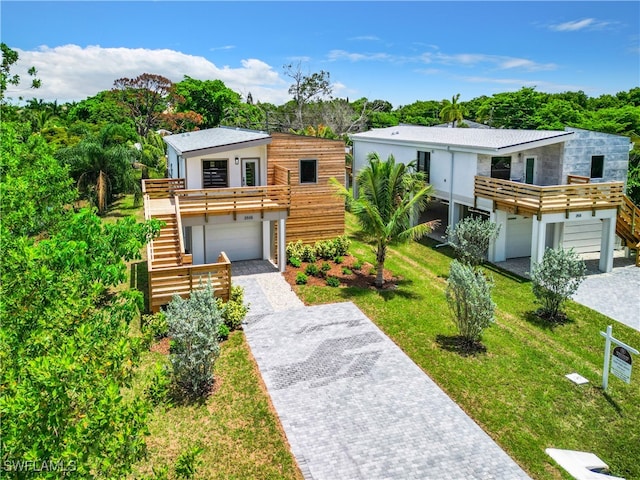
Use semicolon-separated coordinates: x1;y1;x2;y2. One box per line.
294;213;640;480
132;332;303;479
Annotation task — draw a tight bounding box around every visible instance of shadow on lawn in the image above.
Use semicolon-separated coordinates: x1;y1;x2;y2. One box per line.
524;310;575;331
130;260;150;312
435;334;487;357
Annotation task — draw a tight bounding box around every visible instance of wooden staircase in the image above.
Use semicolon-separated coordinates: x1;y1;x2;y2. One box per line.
616;195;640;266
149;213;192;269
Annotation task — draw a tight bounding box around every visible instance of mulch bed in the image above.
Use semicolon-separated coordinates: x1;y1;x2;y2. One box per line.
281;254;400;290
150;337;170;355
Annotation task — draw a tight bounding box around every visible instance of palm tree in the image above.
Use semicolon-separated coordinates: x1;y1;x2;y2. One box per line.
332;153;437;288
57;124;140;214
440;93;465;127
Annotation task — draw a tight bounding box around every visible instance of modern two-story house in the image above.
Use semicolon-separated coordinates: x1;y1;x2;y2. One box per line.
351;126;638;273
142;127;345;311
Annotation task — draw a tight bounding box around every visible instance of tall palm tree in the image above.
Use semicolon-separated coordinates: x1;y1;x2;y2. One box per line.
332;153;437;288
440;93;465;127
57;124;140;214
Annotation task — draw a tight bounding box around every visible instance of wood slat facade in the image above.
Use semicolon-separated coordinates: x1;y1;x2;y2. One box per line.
267;133;345;244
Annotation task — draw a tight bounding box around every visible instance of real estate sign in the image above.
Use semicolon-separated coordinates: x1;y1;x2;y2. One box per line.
611;346;632;384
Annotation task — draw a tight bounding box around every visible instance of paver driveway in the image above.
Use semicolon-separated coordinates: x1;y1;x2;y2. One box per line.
233;262;530;480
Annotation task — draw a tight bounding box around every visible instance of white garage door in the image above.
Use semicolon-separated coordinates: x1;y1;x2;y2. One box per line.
563;220;602;254
506;215;533;258
205;222;262;262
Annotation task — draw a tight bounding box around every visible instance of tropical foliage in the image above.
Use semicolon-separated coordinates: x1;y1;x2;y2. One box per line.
332;152;436;287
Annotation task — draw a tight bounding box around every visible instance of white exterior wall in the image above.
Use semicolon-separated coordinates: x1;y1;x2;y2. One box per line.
182;145;268;189
352;139;478;206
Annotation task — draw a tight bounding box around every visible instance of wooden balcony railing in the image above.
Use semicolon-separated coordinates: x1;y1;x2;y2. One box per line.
474;176;624;219
142;178;186;198
148;252;232;313
175;185;291;218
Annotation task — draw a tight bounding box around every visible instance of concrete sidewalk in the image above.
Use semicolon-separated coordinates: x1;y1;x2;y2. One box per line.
233;262;530;480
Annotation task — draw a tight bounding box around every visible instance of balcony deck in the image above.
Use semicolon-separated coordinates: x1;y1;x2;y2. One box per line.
474;176;624;219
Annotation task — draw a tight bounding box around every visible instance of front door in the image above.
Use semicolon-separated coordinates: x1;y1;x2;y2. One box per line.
525;156;536;184
242;159;259;187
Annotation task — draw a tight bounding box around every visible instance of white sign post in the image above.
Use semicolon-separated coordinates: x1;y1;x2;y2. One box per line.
600;325;638;391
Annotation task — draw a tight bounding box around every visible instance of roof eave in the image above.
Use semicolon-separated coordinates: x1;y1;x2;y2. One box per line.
169;137;272;158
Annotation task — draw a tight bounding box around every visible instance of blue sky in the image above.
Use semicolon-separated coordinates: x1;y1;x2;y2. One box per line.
2;1;639;107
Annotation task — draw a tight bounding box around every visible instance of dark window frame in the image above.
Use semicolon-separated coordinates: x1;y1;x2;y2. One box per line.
417;151;431;184
202;159;229;188
299;159;318;184
590;155;604;179
491;156;512;180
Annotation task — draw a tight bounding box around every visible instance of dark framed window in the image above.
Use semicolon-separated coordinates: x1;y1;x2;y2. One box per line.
590;155;604;179
491;156;511;180
417;151;431;183
300;159;318;184
203;160;228;188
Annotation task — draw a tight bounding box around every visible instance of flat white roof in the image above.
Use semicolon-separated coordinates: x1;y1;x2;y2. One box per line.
164;127;271;157
351;126;573;153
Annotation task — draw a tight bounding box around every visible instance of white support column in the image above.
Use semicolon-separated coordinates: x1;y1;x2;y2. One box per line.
192;225;205;265
262;221;270;260
278;218;286;272
553;222;564;249
488;210;507;262
530;216;547;271
599;217;616;273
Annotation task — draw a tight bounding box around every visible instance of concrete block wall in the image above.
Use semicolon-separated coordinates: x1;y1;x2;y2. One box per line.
562;127;630;184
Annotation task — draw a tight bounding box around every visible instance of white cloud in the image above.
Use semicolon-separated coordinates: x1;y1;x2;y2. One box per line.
549;18;612;32
461;75;586;92
327;49;393;62
5;44;290;104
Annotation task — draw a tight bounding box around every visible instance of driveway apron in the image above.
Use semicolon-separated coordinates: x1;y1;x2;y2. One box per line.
233;262;530;480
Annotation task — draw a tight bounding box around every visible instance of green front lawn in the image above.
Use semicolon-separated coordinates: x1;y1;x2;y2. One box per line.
132;332;303;479
295;213;640;480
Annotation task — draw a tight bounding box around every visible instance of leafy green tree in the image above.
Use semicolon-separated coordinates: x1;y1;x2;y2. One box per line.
530;248;586;322
476;87;546;129
0;121;77;236
445;260;495;346
440;93;465;127
113;73;177;137
56;124;141;214
1;43;40;102
395;100;441;126
332;153;435;287
175;76;242;128
533;99;586;130
68;90;134;129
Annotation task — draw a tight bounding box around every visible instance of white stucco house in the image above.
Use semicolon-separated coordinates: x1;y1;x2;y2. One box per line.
351;126;635;273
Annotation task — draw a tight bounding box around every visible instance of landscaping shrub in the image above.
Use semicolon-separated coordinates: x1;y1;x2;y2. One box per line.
314;239;337;260
296;272;308;284
446;216;501;267
286;240;305;260
301;244;317;262
530;247;586;322
352;259;363;270
174;445;204;480
288;256;301;268
141;311;168;347
144;361;173;406
305;263;320;277
218;285;249;330
218;324;230;341
334;255;344;264
342;267;353;275
320;262;331;273
445;260;495;345
165;282;222;399
332;235;351;256
326;276;341;287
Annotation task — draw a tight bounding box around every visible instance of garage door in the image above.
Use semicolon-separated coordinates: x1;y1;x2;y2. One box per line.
506;215;532;258
563;220;602;254
205;222;262;262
